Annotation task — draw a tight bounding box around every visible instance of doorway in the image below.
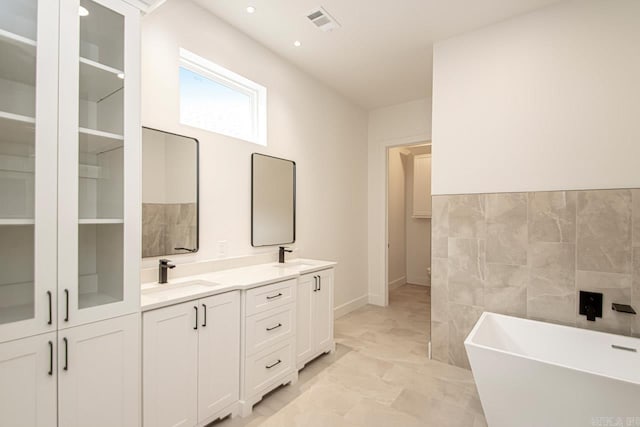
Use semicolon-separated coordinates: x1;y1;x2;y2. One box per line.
386;143;432;350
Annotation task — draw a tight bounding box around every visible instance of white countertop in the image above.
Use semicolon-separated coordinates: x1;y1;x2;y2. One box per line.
140;258;336;312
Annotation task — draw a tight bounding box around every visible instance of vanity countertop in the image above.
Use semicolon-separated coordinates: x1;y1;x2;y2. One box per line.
141;258;336;312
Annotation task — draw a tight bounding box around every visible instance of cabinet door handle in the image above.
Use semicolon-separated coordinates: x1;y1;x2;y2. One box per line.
48;341;53;376
318;276;322;292
64;289;69;322
202;304;207;327
266;323;282;331
63;337;68;371
266;293;283;300
265;359;281;369
47;291;52;325
194;306;199;330
313;276;318;292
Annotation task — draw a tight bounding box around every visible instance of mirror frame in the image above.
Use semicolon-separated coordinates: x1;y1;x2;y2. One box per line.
251;153;296;247
142;126;200;257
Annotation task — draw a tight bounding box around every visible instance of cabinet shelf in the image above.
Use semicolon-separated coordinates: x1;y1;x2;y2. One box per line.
79;127;124;154
0;219;35;225
78;291;120;310
79;57;124;103
0;111;35;145
0;302;34;326
79;219;124;224
0;29;36;88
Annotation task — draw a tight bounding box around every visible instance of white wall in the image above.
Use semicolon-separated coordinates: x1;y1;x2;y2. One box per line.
368;98;431;305
387;147;407;288
141;0;369;312
405;146;431;286
432;0;640;195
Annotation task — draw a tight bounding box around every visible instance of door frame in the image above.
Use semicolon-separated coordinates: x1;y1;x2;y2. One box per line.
372;134;430;307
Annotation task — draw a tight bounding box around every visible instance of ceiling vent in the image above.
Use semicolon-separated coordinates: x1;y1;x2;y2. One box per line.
306;7;341;32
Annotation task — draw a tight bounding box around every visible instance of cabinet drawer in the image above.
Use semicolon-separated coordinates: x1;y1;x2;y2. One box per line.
245;279;296;316
246;304;294;356
245;340;294;396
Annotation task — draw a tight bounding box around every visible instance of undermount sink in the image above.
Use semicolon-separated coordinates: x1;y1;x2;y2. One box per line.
142;280;218;297
273;260;320;271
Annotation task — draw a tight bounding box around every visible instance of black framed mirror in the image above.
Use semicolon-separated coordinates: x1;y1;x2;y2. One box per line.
142;127;199;257
251;153;296;247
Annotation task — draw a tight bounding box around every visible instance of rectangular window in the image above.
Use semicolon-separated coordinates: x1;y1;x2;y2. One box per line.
179;48;267;146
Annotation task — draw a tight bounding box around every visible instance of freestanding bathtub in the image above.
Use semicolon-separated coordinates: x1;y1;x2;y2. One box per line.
465;312;640;427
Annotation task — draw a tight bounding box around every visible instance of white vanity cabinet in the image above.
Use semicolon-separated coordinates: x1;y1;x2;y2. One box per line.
143;291;241;427
296;268;335;369
241;279;298;416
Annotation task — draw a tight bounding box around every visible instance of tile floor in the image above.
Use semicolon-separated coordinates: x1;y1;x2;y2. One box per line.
214;284;486;427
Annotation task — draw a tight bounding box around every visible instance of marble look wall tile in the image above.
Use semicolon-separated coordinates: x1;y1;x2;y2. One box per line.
432;196;449;258
576;270;632;335
577;190;632;274
448;304;484;369
486;193;527;265
431;258;449;323
485;263;528;289
633;190;640;247
528;242;576;325
448;238;484;307
632;248;640;337
430;321;449;363
484;286;526;317
528;191;576;243
448;195;486;239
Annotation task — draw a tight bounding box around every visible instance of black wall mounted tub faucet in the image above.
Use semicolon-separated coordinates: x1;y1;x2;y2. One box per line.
159;259;176;284
279;246;293;263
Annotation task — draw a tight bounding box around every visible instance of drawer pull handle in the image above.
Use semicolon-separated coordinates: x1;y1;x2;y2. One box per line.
64;289;69;322
202;304;207;327
313;276;318;292
266;323;282;331
266;359;282;369
48;341;53;376
47;291;52;325
63;337;68;371
194;306;199;330
266;293;283;300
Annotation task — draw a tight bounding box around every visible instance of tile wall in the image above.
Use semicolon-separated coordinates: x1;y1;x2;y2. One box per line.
431;189;640;368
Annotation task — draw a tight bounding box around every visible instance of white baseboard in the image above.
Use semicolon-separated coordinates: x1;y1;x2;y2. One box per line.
407;274;430;286
334;294;368;319
388;276;406;291
368;293;385;306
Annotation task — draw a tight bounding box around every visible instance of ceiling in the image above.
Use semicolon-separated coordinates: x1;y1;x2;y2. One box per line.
191;0;562;110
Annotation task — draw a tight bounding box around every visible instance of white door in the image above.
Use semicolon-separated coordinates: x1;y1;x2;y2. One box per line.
0;332;57;427
198;291;240;422
58;313;139;427
0;0;59;343
313;270;334;352
296;274;315;366
143;302;198;427
57;0;141;329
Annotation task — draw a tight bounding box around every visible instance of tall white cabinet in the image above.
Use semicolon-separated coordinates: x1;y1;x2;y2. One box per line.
0;1;142;426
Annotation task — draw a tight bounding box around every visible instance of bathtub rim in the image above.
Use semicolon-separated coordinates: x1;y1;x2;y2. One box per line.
464;311;640;387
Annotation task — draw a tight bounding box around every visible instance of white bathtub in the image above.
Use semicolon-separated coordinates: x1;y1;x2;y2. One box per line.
465;312;640;427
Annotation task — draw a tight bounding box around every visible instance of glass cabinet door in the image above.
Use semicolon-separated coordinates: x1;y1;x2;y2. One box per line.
0;0;58;342
58;0;140;328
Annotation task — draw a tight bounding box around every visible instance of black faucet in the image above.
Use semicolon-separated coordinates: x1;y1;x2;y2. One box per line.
159;259;176;284
278;247;292;263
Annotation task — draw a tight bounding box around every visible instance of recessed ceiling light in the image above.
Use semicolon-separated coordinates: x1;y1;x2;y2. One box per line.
246;6;256;14
78;6;89;17
293;40;301;47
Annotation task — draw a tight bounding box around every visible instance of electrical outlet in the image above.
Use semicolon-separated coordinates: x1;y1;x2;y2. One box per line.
217;240;227;257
